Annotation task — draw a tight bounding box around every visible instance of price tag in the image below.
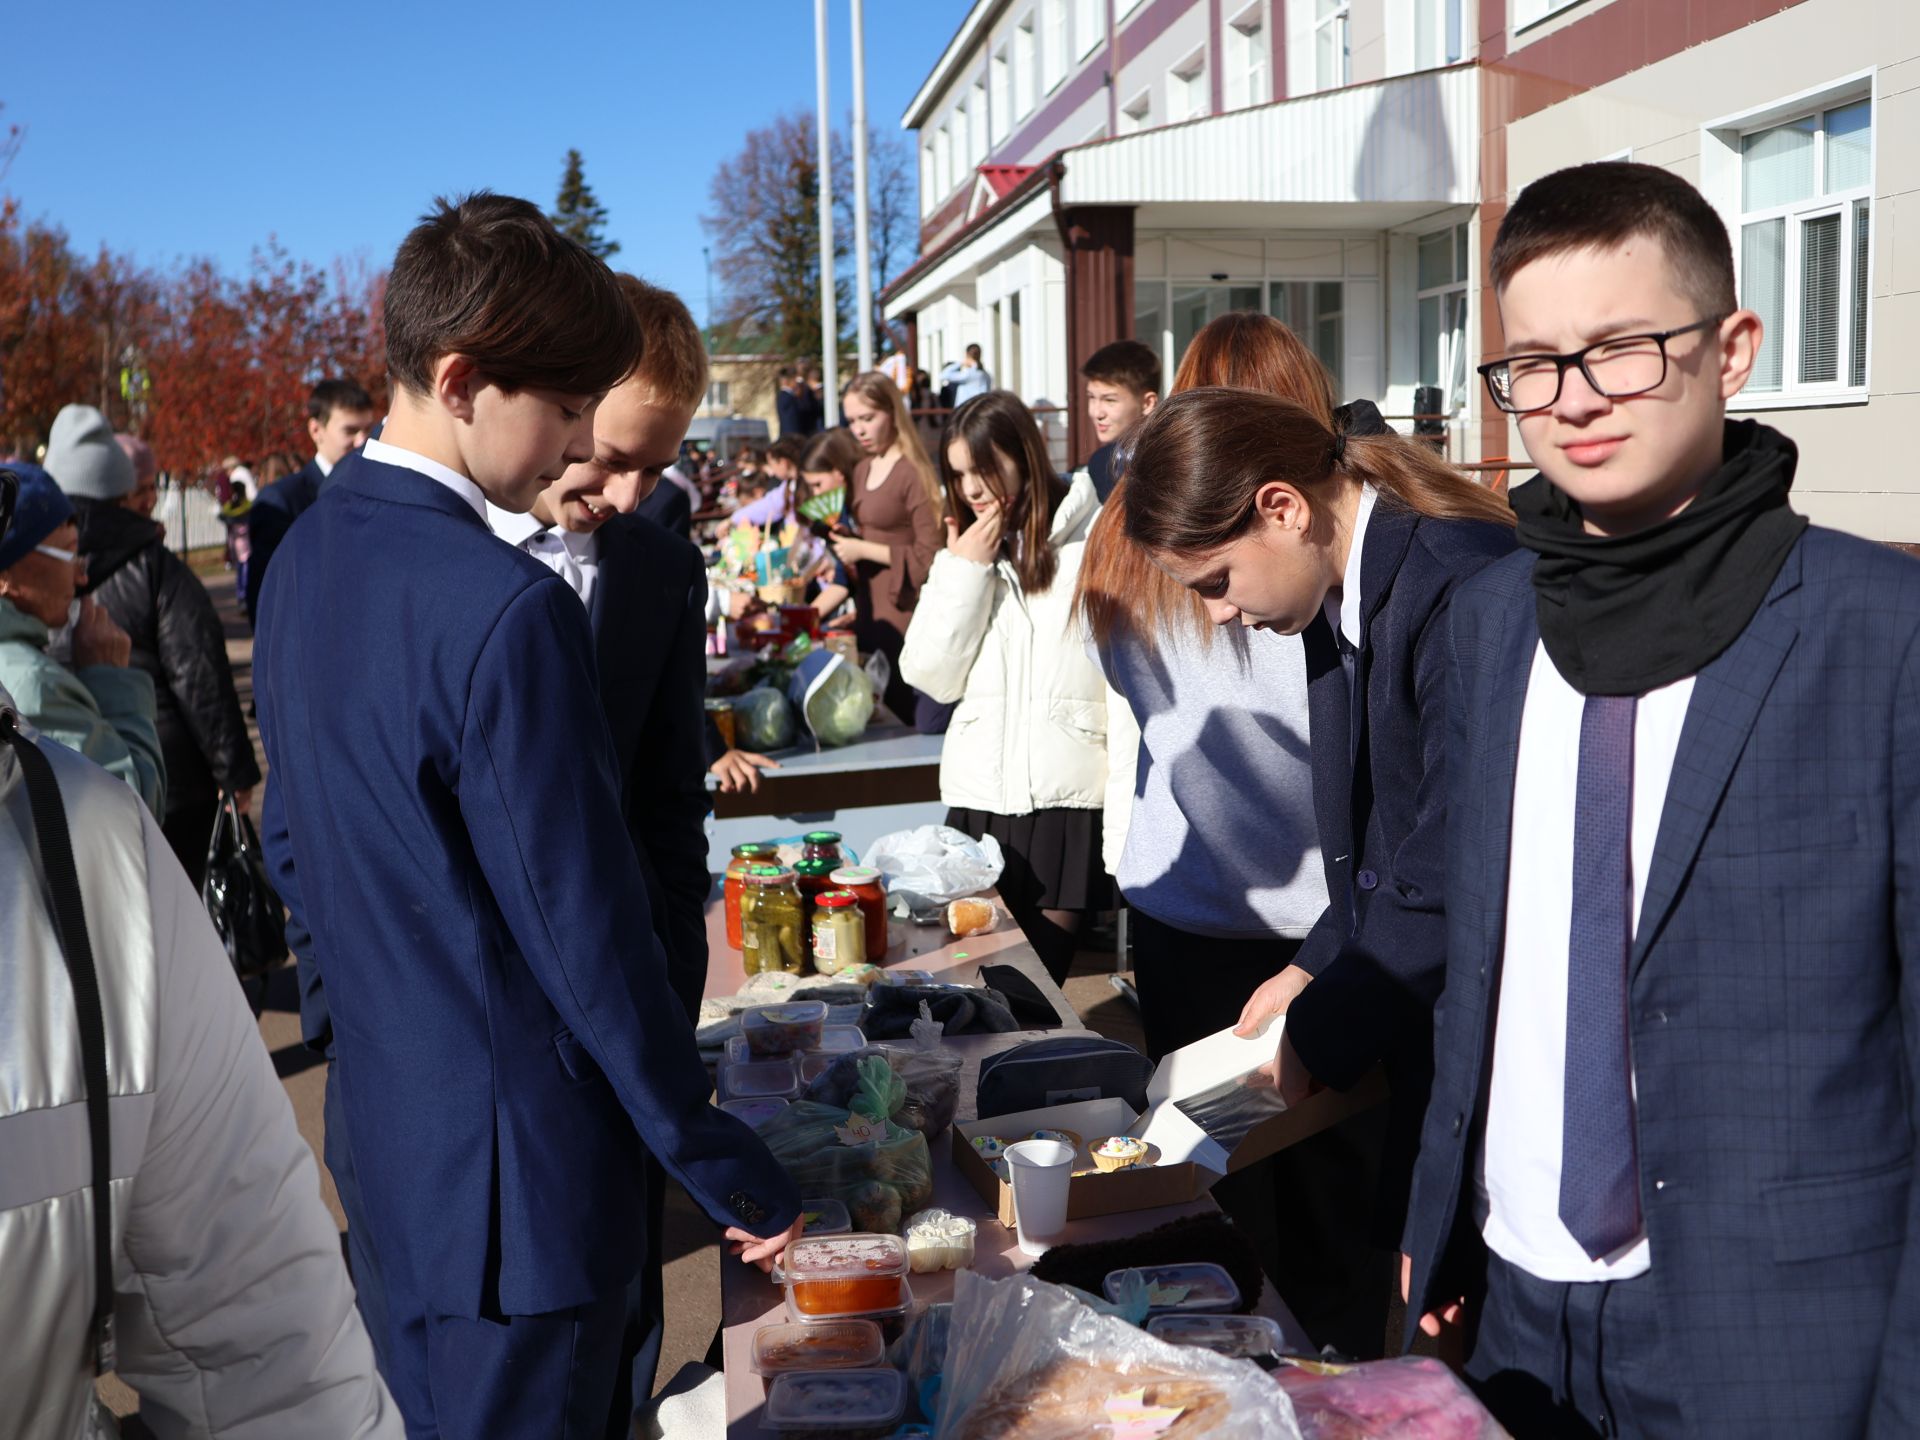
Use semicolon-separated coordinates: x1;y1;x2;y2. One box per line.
1103;1387;1188;1438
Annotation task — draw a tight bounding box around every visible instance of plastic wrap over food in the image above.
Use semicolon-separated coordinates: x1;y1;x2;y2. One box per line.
1272;1356;1510;1440
734;685;795;751
934;1270;1301;1440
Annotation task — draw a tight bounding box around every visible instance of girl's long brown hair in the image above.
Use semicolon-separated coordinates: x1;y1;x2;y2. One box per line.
1121;387;1515;563
844;369;944;519
940;390;1069;594
1074;311;1339;649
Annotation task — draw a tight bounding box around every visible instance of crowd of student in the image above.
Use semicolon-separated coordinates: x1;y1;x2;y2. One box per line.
4;157;1916;1440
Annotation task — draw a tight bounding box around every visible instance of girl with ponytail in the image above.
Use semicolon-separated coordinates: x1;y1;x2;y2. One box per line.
1120;384;1514;1260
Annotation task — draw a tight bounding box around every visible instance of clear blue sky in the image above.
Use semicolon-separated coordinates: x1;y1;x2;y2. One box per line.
2;0;969;325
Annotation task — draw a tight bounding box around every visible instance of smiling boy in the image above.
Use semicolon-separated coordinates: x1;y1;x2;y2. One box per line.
1402;163;1919;1437
1076;338;1161;502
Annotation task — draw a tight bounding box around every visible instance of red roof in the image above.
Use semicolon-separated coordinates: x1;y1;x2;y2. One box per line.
976;163;1036;198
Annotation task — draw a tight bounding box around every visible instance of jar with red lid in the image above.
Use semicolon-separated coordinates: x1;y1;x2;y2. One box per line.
810;891;867;975
724;843;780;950
828;866;889;960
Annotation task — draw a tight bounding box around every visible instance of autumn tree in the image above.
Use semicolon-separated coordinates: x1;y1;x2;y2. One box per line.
551;148;619;258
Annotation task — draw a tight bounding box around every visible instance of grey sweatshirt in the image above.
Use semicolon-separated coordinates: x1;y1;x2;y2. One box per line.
1098;622;1327;939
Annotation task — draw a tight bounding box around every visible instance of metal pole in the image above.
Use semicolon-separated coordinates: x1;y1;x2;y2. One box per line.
703;244;714;417
814;0;840;426
851;0;874;375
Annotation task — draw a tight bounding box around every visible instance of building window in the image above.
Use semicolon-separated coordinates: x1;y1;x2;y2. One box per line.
954;101;972;172
1168;51;1208;124
1225;3;1268;110
1043;0;1067;92
1513;0;1584;28
1134;278;1347;383
1416;222;1472;416
1416;0;1463;68
1315;0;1351;90
1075;0;1101;58
1119;88;1151;135
920;141;935;216
1117;0;1144;16
934;124;952;200
1014;17;1037;120
706;380;730;412
1737;97;1872;394
991;48;1011;143
970;82;989;166
1271;282;1346;381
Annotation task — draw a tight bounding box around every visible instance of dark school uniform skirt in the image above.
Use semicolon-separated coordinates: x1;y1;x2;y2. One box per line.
945;806;1115;913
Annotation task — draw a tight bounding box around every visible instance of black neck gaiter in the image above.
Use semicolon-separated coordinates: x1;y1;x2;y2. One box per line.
1509;420;1808;696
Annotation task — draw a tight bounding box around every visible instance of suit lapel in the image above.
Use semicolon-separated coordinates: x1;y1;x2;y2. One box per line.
1477;590;1539;986
1302;613;1355;927
1631;545;1803;977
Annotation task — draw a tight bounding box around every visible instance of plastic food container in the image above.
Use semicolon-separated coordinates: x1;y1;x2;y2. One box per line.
825;1003;867;1028
721;1057;800;1101
815;1025;865;1054
1104;1262;1242;1315
742;1001;828;1058
720;1096;789;1130
763;1369;905;1432
796;1051;838;1083
750;1319;885;1375
1147;1312;1284;1358
800;1198;853;1236
874;969;936;988
783;1233;911;1320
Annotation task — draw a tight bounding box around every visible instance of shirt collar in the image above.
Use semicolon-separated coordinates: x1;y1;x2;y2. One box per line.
1322;482;1379;652
314;453;334;478
486;501;547;546
360;437;489;524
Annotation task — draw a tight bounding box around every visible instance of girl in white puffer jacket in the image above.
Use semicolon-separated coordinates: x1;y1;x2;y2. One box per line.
900;391;1109;983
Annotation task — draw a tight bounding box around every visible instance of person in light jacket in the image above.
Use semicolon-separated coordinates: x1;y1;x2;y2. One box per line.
901;390;1108;982
0;674;396;1434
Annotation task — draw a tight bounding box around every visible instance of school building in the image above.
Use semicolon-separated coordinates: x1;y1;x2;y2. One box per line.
880;0;1919;541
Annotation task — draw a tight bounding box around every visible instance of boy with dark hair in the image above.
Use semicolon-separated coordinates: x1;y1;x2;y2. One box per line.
256;194;799;1438
1402;161;1919;1436
1076;338;1162;502
244;377;375;625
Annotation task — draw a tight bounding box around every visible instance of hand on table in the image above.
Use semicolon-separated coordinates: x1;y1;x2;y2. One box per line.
944;507;1002;568
727;1215;804;1273
1233;963;1313;1038
711;749;779;794
1401;1252;1466;1339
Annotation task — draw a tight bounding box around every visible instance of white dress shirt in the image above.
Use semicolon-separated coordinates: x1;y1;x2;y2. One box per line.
486;502;600;611
1477;642;1696;1282
314;452;334;478
359;437;488;524
1320;483;1379;681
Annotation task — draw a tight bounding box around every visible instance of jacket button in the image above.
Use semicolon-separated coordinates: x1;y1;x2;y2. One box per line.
1451;1113;1464;1137
1656;1010;1669;1024
1357;869;1378;892
729;1192;752;1216
1654;1179;1666;1191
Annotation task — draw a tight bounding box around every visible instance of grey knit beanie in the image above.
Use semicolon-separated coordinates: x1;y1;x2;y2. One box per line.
45;404;136;501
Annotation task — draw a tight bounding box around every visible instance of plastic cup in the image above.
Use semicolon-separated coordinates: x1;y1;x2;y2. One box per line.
1004;1138;1074;1255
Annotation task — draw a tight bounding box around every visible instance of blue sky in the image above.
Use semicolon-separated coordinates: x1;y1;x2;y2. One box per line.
2;0;969;324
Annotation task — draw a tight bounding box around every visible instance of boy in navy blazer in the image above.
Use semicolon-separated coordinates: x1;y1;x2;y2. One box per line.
255;195;799;1439
244;378;375;626
1403;164;1919;1436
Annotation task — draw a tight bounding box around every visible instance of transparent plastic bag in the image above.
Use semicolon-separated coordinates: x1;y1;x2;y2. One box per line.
865;825;1005;906
802;1044;964;1138
935;1271;1302;1440
756;1058;935;1234
734;684;795;751
788;650;875;747
1271;1356;1510;1440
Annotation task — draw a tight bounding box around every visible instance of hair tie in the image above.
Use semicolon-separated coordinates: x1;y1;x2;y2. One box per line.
1328;398;1390;470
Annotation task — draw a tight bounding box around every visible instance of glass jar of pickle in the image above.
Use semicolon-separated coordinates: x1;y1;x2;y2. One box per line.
800;830;845;865
793;857;839;966
724;843;780;951
810;891;867;975
828;865;889;961
740;866;804;976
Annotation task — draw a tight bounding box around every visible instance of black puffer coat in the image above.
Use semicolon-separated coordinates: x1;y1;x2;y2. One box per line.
72;499;262;822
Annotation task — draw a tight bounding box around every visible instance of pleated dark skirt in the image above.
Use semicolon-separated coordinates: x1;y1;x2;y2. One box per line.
946;806;1115;913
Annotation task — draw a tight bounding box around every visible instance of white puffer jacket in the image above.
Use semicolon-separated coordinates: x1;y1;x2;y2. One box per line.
901;473;1107;815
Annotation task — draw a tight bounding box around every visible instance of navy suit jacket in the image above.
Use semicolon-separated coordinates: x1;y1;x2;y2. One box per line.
1404;530;1920;1435
634;475;692;539
1287;503;1515;1229
243;458;325;625
591;513;711;1018
255;455;796;1319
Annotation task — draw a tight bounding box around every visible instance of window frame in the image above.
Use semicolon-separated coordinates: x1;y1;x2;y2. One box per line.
1415;220;1473;418
1119;86;1152;135
990;48;1012;144
1042;0;1068;93
1013;15;1038;121
1074;0;1102;59
1313;0;1351;91
1225;1;1269;111
970;81;989;166
1167;48;1208;125
1512;0;1586;30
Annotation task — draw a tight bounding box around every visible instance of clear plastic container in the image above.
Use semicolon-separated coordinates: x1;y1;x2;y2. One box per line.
720;1096;790;1130
873;969;936;988
1103;1262;1242;1315
750;1319;885;1375
742;1001;829;1058
796;1051;838;1084
825;1003;867;1029
730;1031;865;1069
1146;1312;1284;1358
783;1233;911;1320
763;1369;905;1432
799;1198;852;1236
721;1057;800;1101
815;1025;866;1054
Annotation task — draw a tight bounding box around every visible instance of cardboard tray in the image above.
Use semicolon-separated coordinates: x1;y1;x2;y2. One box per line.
952;1021;1388;1227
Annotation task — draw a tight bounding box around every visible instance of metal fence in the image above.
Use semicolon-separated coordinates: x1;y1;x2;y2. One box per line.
156;482;227;557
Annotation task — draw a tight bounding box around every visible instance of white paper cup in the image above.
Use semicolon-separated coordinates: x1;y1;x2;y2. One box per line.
1004;1138;1075;1255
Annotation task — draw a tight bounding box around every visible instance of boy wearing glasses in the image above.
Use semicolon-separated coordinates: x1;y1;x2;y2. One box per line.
1402;162;1919;1436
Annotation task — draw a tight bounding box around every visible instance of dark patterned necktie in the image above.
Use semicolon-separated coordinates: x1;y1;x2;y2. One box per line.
1559;694;1642;1260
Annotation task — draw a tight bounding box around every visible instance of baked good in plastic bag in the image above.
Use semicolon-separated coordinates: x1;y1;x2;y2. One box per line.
946;897;1000;937
1271;1356;1510;1440
934;1270;1302;1440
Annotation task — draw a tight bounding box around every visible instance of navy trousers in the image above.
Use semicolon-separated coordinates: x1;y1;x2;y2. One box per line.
1466;1251;1686;1439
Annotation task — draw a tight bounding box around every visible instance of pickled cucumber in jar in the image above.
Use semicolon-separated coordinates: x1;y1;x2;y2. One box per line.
740;865;804;976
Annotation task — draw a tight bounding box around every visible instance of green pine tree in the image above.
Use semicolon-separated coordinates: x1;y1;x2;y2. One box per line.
550;148;619;258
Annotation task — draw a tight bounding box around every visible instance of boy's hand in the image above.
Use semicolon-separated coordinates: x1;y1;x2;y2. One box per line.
727;1216;805;1273
1401;1252;1466;1339
1234;964;1313;1036
711;749;779;794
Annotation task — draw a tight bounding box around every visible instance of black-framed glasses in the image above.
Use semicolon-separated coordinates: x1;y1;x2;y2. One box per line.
1478;317;1725;415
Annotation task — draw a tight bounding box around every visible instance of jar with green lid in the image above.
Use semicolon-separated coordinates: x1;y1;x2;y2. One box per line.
724;843;781;950
740;866;804;976
810;891;867;975
801;830;845;865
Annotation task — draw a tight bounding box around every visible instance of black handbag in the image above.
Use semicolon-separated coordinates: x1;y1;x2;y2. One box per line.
202;790;288;981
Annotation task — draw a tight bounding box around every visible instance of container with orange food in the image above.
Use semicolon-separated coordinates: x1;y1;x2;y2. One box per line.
723;843;779;950
828;865;890;960
781;1233;911;1322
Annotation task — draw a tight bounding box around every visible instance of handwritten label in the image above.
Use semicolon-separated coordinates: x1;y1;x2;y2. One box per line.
1103;1387;1188;1438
